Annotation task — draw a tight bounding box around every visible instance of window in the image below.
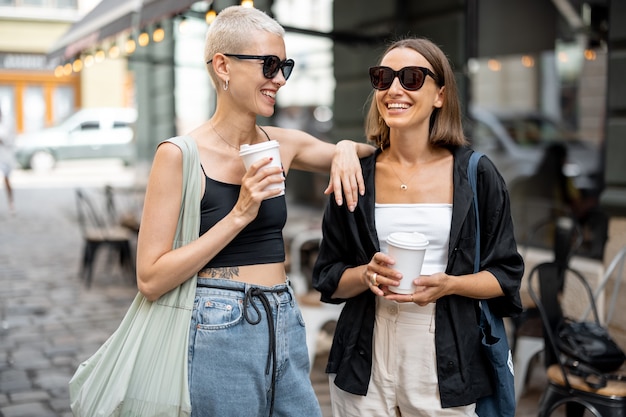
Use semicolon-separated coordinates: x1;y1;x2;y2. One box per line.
53;86;75;124
78;121;100;131
23;86;45;133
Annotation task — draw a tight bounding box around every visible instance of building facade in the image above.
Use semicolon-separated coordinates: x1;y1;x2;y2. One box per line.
4;0;624;218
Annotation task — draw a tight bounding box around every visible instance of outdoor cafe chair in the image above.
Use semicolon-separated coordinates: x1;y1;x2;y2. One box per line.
75;188;136;288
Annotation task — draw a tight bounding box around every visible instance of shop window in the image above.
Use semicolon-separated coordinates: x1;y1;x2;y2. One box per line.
53;86;74;124
23;86;45;133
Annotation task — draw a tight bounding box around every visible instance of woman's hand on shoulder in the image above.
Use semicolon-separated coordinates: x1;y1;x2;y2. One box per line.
261;126;371;211
324;140;367;212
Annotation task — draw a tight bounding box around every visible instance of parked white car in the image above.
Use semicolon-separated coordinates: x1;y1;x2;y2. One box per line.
15;107;137;171
467;105;602;194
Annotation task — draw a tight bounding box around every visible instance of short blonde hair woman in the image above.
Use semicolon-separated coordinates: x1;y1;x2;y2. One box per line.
136;6;374;416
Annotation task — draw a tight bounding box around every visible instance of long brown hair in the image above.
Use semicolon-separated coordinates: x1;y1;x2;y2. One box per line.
365;38;467;149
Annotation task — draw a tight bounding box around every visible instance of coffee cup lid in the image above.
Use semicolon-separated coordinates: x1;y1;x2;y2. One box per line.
239;140;280;156
386;232;429;249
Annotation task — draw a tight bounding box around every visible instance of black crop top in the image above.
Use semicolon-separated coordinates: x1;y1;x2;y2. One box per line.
199;174;287;269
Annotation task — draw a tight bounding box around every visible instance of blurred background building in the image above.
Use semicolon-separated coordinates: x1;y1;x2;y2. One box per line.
0;0;95;134
0;0;623;220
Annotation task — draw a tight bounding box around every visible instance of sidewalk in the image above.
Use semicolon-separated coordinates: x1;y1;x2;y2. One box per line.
0;187;138;417
0;183;593;417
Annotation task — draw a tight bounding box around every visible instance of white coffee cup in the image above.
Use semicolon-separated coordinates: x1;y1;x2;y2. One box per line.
239;140;285;197
386;232;429;294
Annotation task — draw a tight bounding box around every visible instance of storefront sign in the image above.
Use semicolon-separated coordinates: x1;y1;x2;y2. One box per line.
0;53;56;70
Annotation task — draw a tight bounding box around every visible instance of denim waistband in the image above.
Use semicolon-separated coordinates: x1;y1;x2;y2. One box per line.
196;277;290;293
195;277;291;416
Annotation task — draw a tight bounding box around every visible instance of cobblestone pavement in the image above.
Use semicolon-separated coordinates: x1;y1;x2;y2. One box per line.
0;187;138;417
2;180;624;417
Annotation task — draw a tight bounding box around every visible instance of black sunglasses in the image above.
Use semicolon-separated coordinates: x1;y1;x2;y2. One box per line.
207;54;295;80
369;66;440;91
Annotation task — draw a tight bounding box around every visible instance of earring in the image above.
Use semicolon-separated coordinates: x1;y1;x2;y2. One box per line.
223;79;229;91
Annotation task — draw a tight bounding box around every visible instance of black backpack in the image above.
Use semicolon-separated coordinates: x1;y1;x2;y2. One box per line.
558;319;626;373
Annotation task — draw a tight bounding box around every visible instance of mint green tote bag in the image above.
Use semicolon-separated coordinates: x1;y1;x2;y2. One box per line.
69;136;201;417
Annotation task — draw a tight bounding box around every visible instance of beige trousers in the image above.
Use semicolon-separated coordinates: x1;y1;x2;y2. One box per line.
329;297;478;417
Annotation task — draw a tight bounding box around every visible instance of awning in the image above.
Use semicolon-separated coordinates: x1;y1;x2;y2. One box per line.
47;0;198;64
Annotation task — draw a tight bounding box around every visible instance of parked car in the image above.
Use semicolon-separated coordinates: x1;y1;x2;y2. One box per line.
467;105;602;194
14;107;137;171
468;105;607;257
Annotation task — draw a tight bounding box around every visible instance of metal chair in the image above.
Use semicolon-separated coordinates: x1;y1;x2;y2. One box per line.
75;188;136;287
581;244;626;325
527;255;626;416
513;215;583;401
104;184;143;233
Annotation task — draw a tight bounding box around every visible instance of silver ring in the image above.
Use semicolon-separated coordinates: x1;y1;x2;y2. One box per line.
410;293;415;303
370;272;378;286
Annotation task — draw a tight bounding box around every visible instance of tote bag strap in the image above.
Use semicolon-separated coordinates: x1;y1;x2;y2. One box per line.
468;151;483;274
164;135;202;249
468;151;494;319
471;151;516;417
156;135;202;308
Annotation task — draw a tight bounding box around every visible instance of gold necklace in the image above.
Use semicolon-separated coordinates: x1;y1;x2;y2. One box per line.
387;160;416;190
211;122;239;150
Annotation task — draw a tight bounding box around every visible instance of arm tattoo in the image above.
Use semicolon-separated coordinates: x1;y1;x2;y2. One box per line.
198;266;240;279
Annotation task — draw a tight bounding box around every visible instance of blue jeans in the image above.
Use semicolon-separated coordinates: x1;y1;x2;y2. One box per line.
188;278;322;417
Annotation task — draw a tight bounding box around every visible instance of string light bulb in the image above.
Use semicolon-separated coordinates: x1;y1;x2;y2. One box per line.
584;49;597;61
109;43;120;59
241;0;253;7
178;16;189;33
206;8;217;24
153;24;165;43
125;36;136;54
487;59;501;71
84;53;94;67
521;55;534;68
95;48;105;63
138;30;150;47
63;62;73;76
54;65;64;77
72;57;83;73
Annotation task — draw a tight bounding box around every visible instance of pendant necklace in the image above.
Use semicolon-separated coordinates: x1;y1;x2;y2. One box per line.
211;122;240;150
387;161;416;190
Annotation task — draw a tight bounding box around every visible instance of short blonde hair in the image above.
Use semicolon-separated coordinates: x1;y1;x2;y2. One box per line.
365;37;468;149
204;6;285;88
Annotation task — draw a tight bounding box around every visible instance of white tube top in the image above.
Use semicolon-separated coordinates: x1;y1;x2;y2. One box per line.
375;203;452;275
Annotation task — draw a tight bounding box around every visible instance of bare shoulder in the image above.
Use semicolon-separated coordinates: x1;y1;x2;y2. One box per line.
145;141;185;204
155;140;184;162
148;141;186;183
